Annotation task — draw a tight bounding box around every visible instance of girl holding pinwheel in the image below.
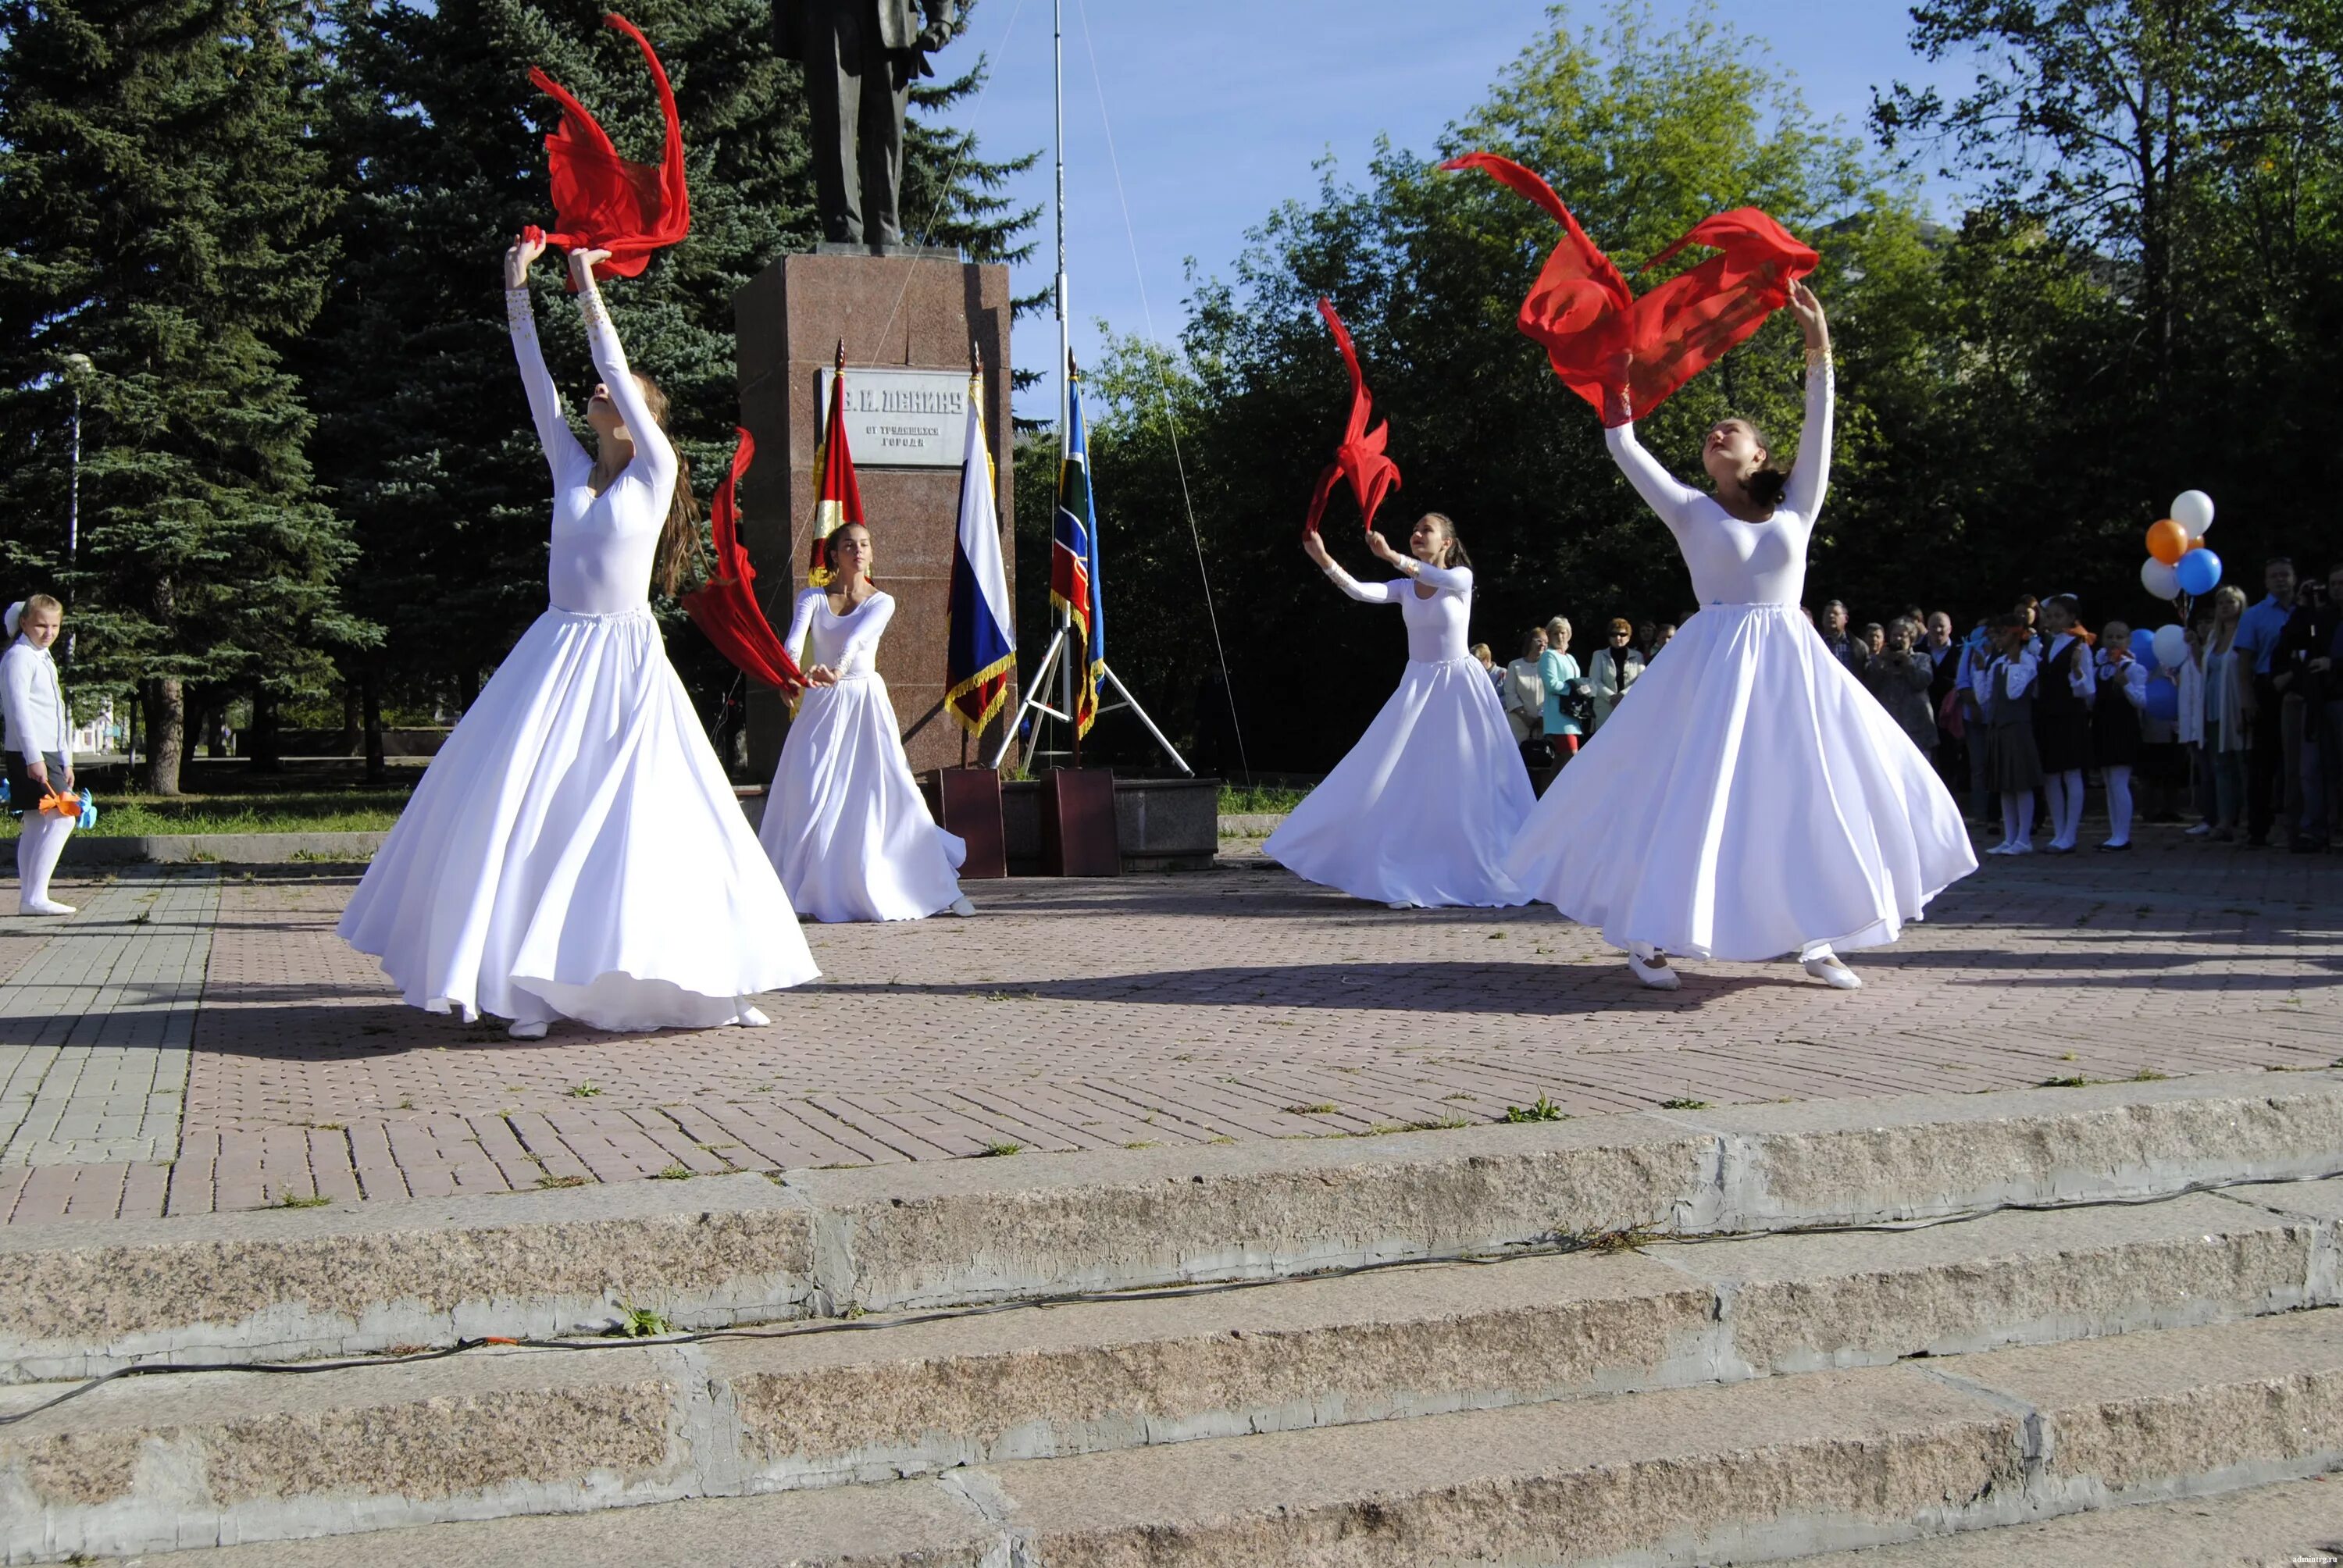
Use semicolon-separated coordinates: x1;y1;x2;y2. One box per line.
1450;153;1974;991
4;595;80;916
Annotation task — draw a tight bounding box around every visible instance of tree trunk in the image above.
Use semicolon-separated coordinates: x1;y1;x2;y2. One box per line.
196;705;219;759
458;665;479;714
251;691;283;772
362;667;387;783
340;678;359;753
141;677;185;796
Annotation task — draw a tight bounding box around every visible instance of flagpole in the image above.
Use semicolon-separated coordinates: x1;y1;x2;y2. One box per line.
1053;0;1079;770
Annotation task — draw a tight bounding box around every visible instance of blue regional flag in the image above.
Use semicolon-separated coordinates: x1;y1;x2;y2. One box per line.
946;377;1015;736
1052;365;1105;736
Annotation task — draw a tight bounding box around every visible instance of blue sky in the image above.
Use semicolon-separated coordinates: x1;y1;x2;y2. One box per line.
918;1;1981;423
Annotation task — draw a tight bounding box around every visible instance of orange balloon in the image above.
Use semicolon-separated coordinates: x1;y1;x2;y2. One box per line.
2145;519;2188;565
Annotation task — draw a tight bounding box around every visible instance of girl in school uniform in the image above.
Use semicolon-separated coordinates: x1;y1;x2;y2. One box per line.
2092;620;2148;850
1977;612;2046;854
2031;594;2097;853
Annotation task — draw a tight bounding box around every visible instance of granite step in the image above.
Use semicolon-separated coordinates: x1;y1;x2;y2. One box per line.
6;1182;2340;1563
46;1310;2343;1566
7;1068;2341;1381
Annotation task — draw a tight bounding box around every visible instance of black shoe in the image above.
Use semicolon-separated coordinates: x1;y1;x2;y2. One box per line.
2095;841;2131;853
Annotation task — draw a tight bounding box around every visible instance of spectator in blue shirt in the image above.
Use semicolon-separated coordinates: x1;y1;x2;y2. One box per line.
2234;557;2298;846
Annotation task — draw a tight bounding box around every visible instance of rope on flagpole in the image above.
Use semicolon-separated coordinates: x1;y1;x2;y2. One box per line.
1071;0;1251;784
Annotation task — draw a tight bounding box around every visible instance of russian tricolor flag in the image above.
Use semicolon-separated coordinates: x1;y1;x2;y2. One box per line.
946;378;1016;737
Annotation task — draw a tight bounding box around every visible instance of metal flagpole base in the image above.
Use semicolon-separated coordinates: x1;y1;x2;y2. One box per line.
1096;661;1193;776
989;625;1069;771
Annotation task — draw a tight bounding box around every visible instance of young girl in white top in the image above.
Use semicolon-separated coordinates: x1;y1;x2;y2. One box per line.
3;596;77;915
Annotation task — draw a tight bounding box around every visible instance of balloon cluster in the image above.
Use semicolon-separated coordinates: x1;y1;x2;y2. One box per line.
2138;490;2220;602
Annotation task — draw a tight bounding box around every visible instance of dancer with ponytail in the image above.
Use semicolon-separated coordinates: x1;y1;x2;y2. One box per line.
4;596;78;915
339;236;815;1037
758;522;975;921
1503;281;1975;989
1268;514;1534;908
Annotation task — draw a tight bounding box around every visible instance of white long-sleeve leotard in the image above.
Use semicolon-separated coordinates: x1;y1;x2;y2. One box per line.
507;283;677;615
2;637;70;765
1603;362;1833;608
783;587;896;678
1320;559;1475;663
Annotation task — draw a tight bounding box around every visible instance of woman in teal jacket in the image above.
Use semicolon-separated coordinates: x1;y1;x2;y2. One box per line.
1539;616;1585;757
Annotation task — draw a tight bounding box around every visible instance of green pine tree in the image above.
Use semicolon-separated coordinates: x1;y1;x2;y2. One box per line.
0;0;373;793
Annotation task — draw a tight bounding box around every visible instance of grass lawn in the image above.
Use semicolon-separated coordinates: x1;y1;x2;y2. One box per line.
1218;783;1307;814
0;779;414;839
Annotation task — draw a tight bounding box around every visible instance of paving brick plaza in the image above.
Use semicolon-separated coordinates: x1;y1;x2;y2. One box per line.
1;832;2336;1226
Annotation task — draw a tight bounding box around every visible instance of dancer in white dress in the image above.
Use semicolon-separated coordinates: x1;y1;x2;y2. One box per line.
1504;282;1975;989
339;237;818;1037
1268;514;1535;908
759;522;974;922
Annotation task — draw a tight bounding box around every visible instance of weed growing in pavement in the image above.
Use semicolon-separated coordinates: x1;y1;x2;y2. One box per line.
1659;1097;1711;1110
2133;1067;2170;1081
1124;1140;1159;1149
975;1140;1023;1157
608;1303;673;1338
1502;1095;1567;1123
1286;1103;1339;1115
1442;1092;1475;1102
2040;1074;2093;1088
274;1192;331;1209
535;1174;589;1188
1576;1225;1659;1255
568;1081;602;1098
654;1164;692;1180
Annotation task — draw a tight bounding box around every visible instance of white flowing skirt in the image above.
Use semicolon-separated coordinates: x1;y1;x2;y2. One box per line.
758;672;966;922
1268;656;1534;907
1504;603;1977;960
339;606;818;1029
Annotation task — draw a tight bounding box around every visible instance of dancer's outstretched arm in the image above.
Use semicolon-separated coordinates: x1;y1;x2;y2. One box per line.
1781;279;1834;523
505;235;589;484
1603;415;1706;535
568;248;677;497
1364;527;1472;593
1303;531;1398;604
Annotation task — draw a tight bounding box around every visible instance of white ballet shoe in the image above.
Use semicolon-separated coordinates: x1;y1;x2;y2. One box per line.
16;897;76;916
1803;955;1863;990
1627;946;1680;991
1985;842;2017;856
506;1020;549;1041
735;1005;771;1028
1386;900;1415;911
948;896;977;918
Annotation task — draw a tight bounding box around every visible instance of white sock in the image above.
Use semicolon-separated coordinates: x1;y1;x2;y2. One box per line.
1999;795;2021;847
2016;793;2037;842
1799;940;1837;964
2059;770;2088;844
2104;765;2133;843
16;814;73;907
2040;773;2069;845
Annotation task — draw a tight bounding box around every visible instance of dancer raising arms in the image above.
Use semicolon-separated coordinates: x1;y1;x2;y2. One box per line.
339;236;817;1038
759;522;975;922
1266;515;1534;909
1504;281;1974;989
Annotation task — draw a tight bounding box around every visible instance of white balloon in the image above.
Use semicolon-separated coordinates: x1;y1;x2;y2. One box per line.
2152;623;2188;668
2171;490;2215;534
2141;556;2182;600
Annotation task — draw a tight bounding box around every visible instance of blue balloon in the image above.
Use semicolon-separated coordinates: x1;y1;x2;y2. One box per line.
2129;628;2156;661
2176;547;2223;596
2145;675;2180;722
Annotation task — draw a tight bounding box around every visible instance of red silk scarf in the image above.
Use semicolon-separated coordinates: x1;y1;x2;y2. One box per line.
683;429;807;693
530;13;690;283
1303;298;1402;537
1443;152;1817;426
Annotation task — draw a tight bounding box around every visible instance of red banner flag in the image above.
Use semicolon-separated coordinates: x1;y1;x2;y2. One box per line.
1443;152;1817;425
808;355;865;587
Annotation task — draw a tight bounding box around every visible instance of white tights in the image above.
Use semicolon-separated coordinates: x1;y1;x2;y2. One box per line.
1999;792;2037;848
15;811;74;911
2102;764;2133;846
2042;769;2086;849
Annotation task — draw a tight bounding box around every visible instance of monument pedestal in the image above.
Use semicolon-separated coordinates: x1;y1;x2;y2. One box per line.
733;252;1015;785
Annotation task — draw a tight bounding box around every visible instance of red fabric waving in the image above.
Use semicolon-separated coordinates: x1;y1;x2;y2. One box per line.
1303;298;1402;539
683;429;806;693
529;13;690;283
1441;152;1817;426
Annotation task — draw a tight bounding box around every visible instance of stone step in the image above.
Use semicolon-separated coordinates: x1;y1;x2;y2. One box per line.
1786;1474;2343;1564
6;1183;2338;1563
6;1069;2340;1381
43;1310;2343;1566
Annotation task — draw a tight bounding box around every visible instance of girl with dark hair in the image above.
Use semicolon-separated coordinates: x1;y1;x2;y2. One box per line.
2031;593;2097;853
340;237;817;1038
758;522;974;921
1504;280;1974;991
1270;512;1533;907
